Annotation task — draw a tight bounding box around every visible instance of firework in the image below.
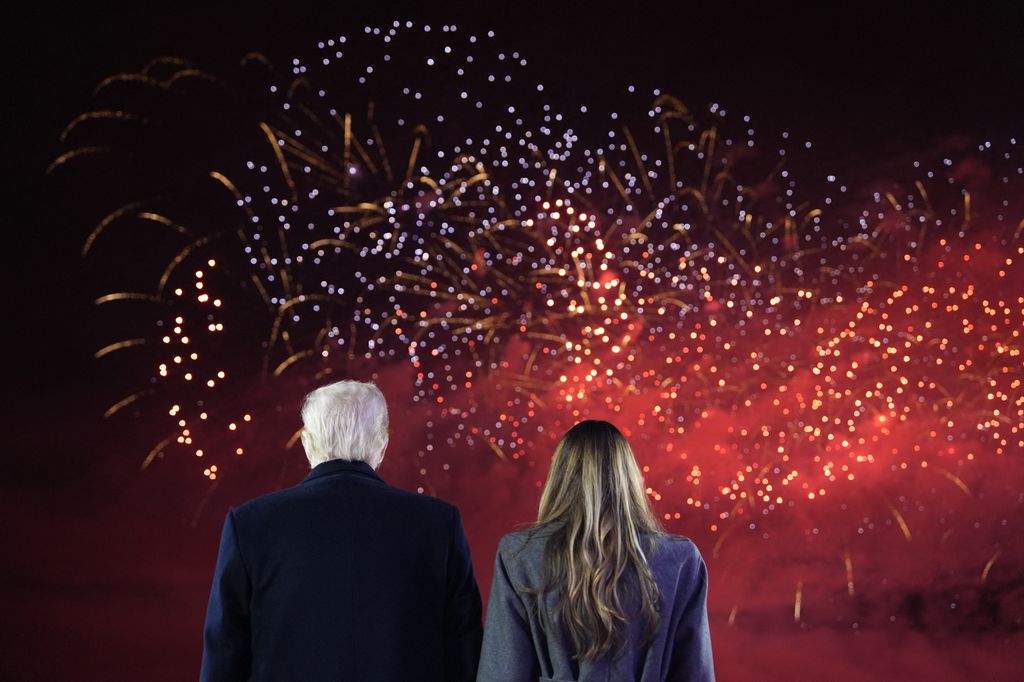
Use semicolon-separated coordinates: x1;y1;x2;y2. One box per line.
53;21;1023;561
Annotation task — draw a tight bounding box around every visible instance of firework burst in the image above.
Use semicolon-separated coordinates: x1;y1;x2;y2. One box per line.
53;21;1023;574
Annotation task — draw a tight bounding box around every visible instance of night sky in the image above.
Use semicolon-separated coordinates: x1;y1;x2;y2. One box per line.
5;2;1024;680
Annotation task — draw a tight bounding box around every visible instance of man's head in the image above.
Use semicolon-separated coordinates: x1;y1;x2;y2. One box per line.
300;380;389;469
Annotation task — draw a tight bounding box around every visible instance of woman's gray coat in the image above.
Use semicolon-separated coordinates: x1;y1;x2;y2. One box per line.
476;525;714;682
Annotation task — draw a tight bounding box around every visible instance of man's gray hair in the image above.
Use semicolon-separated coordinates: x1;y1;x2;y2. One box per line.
300;380;389;469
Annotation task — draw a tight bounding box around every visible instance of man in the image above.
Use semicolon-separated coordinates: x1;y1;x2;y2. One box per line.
200;380;483;681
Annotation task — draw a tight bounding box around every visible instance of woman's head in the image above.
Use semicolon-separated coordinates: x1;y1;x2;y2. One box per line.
538;420;656;531
537;420;662;661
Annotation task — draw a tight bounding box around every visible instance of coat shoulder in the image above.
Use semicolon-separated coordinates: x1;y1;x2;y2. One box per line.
648;533;707;594
651;532;705;566
654;532;702;556
496;524;554;563
229;484;301;518
229;475;458;526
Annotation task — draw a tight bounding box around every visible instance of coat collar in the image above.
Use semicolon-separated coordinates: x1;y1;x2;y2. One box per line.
302;458;385;484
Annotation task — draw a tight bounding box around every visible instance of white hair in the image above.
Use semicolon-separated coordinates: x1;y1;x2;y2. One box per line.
300;380;389;469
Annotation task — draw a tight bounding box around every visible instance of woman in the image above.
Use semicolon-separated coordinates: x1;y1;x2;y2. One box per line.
477;420;714;681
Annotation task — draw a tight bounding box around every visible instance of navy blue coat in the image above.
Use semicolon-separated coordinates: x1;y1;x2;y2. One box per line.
200;459;483;681
477;525;714;681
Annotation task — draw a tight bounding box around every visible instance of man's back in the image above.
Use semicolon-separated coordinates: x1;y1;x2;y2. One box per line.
200;459;483;682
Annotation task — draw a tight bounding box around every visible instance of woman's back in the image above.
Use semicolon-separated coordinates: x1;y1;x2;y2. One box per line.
478;523;714;682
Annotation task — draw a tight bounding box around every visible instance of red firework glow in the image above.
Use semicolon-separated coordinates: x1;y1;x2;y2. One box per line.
38;20;1024;681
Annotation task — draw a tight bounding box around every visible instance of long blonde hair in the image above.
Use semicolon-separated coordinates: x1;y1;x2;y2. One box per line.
536;419;662;661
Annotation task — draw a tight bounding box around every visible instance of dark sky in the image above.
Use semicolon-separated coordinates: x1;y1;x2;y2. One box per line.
7;1;1023;399
2;2;1022;679
4;0;1023;571
2;0;1018;532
